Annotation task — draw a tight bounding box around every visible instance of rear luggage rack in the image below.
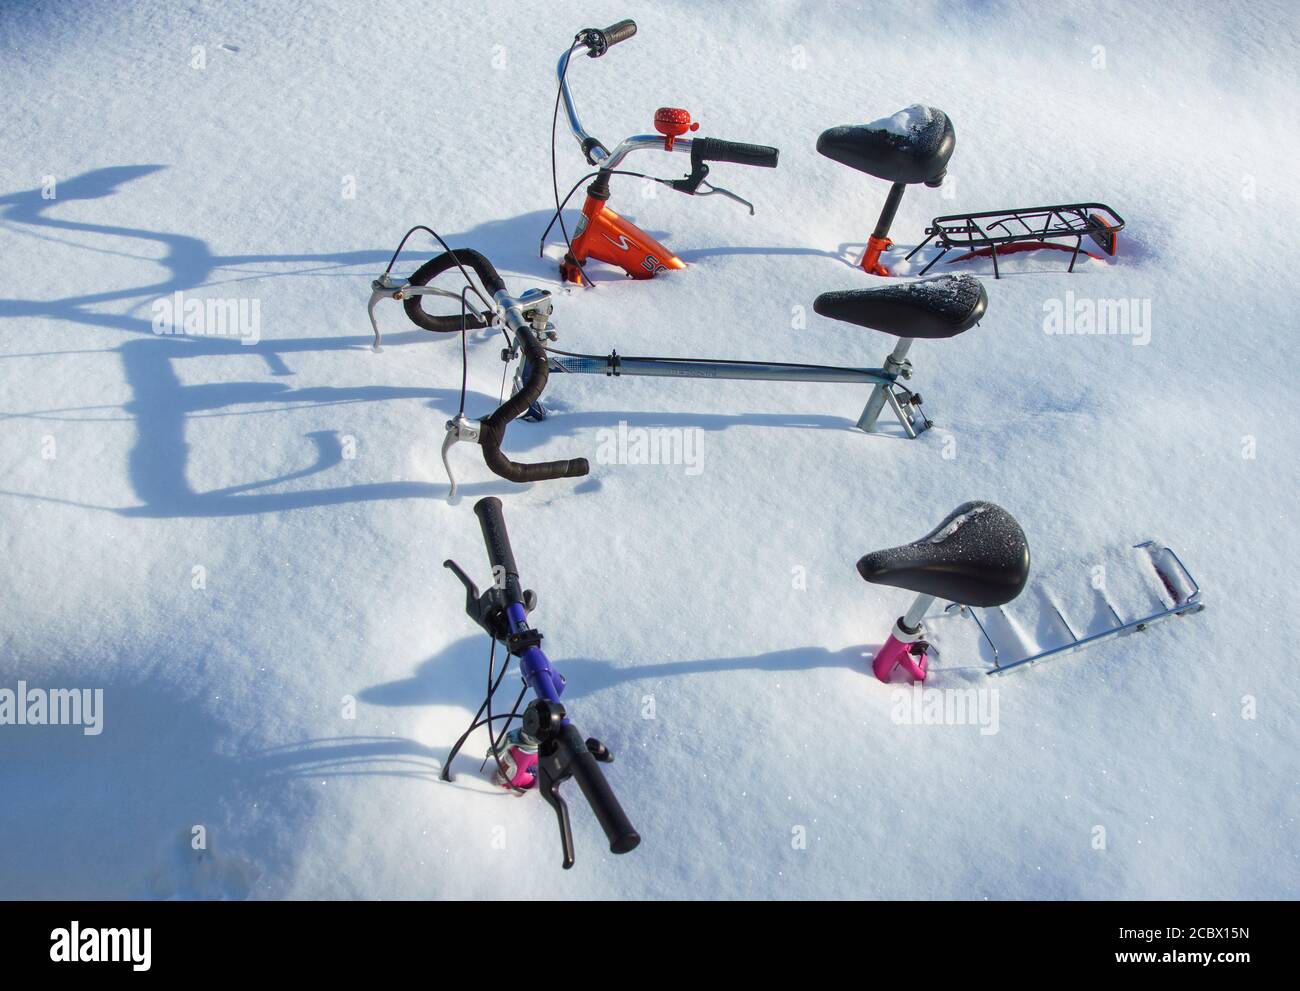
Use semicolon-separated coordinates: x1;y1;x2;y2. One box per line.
906;202;1125;278
939;541;1203;675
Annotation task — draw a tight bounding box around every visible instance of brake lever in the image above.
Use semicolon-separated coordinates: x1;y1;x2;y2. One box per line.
667;163;756;215
697;180;755;216
525;698;578;869
443;559;480;615
537;752;577;870
446;558;531;642
441;414;481;501
367;277;401;352
368;274;496;353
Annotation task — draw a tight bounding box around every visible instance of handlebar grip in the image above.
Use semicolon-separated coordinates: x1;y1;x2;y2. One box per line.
403;248;505;333
692;137;780;168
481;431;590;484
560;724;641;855
472;496;518;579
601;19;637;46
586;19;637;56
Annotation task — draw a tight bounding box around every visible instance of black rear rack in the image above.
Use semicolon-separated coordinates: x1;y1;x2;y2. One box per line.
905;202;1125;278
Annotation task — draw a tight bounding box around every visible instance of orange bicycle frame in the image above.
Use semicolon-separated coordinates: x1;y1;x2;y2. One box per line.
560;187;686;285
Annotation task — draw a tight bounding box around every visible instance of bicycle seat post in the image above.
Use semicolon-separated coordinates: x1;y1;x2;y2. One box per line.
861;181;907;276
857;336;916;434
817;106;955;277
815;273;986;437
901;592;934;631
857;502;1031;683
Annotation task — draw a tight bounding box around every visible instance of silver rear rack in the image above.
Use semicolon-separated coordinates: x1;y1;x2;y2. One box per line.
941;541;1204;675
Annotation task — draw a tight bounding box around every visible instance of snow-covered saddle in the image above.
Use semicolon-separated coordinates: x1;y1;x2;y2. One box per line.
856;502;1031;608
817;105;955;186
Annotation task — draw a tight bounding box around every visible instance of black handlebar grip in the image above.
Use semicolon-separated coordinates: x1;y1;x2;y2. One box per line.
692;137;780;168
602;19;637;46
587;19;636;56
481;432;590;484
559;724;641;855
403;248;505;333
473;496;518;580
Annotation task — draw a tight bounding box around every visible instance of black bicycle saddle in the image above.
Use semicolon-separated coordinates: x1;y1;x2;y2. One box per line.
856;501;1030;607
817;105;955;185
813;274;986;339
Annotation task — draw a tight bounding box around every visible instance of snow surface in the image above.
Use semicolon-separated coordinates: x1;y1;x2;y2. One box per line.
1;0;1297;900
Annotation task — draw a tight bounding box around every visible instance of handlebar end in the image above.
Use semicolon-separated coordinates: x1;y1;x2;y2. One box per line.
610;831;641;855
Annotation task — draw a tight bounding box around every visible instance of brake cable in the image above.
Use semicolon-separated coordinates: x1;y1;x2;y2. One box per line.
480;638;518;787
481;637;509;783
379;224;505;420
381;224;495;319
497;343;512;404
443;634;529;792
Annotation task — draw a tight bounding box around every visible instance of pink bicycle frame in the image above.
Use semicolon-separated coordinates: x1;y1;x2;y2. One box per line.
871;593;934;683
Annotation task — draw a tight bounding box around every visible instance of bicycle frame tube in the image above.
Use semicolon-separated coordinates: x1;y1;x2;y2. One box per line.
544;352;896;386
522;343;928;434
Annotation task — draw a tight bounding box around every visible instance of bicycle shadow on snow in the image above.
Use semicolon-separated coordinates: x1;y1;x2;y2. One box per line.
0;636;880;897
0;661;480;898
0;667;333;900
361;635;870;710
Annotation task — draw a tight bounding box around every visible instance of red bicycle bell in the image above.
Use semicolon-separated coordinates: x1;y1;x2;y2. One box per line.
654;107;699;151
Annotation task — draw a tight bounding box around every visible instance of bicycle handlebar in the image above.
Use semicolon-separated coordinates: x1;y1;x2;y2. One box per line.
560;22;780;187
467;497;640;864
411;249;589;488
479;310;589;484
403;248;504;332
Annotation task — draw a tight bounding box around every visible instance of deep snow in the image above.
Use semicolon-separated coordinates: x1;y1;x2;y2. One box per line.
1;0;1297;899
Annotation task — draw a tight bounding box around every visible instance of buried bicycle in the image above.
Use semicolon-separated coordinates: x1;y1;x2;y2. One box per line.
856;501;1204;682
365;239;989;495
818;104;1125;279
442;496;640;869
544;19;781;284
